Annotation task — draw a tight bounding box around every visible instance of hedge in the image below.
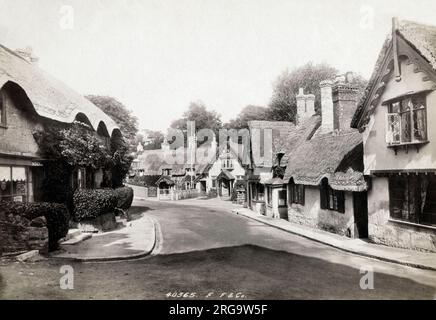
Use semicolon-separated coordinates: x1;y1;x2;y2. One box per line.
73;189;118;221
115;186;134;210
0;201;70;251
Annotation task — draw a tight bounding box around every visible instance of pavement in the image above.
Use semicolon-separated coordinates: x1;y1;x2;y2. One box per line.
50;211;156;262
231;207;436;271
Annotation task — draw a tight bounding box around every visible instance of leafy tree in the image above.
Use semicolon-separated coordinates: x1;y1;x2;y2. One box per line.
142;130;165;150
267;62;338;122
170;101;222;145
225;105;268;129
171;101;222;133
86;95;138;142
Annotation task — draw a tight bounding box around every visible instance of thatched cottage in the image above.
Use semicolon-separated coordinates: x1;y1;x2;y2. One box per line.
351;18;436;252
283;78;368;238
0;44;120;203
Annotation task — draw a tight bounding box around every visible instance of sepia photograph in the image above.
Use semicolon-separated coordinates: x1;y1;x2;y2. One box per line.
0;0;436;310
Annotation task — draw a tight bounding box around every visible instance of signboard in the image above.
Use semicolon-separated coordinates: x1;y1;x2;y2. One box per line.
31;161;43;167
13;196;23;202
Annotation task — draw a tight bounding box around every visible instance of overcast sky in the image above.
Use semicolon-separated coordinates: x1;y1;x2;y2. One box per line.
0;0;435;131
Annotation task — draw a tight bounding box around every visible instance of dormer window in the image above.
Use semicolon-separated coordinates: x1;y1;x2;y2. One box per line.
385;93;428;147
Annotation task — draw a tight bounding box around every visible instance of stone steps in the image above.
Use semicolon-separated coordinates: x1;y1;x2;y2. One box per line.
60;230;92;245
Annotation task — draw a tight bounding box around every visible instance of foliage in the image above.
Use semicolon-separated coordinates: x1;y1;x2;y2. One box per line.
59;125;111;169
73;189;118;221
86;95;138;142
114;186;134;210
267;62;338;122
225;105;268;129
1;201;70;251
111;133;134;187
170;101;223;138
142;130;165;150
34;123;133;191
230;180;246;202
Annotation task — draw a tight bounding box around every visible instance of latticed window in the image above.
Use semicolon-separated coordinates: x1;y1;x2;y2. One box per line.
389;174;436;226
320;179;345;213
288;182;305;205
386;94;427;145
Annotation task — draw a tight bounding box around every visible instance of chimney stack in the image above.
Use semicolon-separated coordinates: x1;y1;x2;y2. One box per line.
320;80;334;133
332;74;359;131
295;88;315;125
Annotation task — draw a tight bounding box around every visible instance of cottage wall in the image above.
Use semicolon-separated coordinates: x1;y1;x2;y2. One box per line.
287;186;355;237
368;177;436;252
0;89;41;158
362;57;436;252
363;60;436;174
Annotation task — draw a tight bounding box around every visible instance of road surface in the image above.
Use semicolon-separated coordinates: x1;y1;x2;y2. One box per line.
1;199;436;299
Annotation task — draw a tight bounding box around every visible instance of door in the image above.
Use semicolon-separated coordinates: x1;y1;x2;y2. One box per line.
353;192;368;238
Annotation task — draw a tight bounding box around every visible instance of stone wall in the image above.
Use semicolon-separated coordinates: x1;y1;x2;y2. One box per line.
0;211;49;255
368;177;436;252
287;186;355;237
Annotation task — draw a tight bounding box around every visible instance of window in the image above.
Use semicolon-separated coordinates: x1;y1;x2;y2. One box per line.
320;180;345;213
386;94;427;145
0;166;28;202
389;174;436;226
0;90;6;127
222;158;233;169
289;182;305;205
252;183;264;201
267;186;272;205
278;189;287;207
212;178;216;188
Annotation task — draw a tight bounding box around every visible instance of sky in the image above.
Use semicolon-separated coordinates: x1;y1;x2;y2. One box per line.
0;0;435;131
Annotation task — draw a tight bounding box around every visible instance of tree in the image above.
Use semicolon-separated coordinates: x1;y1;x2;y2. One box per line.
267;62;338;122
225;105;268;129
86;95;138;142
142;130;165;150
170;101;222;144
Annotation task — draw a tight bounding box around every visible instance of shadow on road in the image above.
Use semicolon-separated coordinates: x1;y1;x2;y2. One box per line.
134;244;436;300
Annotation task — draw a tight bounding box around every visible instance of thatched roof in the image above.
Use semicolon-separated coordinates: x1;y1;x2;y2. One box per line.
136;149;166;175
136;144;215;176
155;175;175;186
284;130;367;191
248;120;296;168
351;19;436;129
248;116;321;168
0;44;119;136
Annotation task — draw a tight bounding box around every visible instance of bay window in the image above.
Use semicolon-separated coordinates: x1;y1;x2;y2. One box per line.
389;174;436;226
385;93;427;146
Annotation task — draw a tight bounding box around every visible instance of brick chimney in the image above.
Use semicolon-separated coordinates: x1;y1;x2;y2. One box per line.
295;88;315;125
332;74;359;131
320;80;334;133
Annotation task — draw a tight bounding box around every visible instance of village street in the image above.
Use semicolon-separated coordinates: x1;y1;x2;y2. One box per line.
1;199;436;300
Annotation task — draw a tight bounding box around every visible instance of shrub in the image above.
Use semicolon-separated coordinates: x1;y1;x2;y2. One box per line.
0;201;70;251
114;186;134;210
73;189;117;221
